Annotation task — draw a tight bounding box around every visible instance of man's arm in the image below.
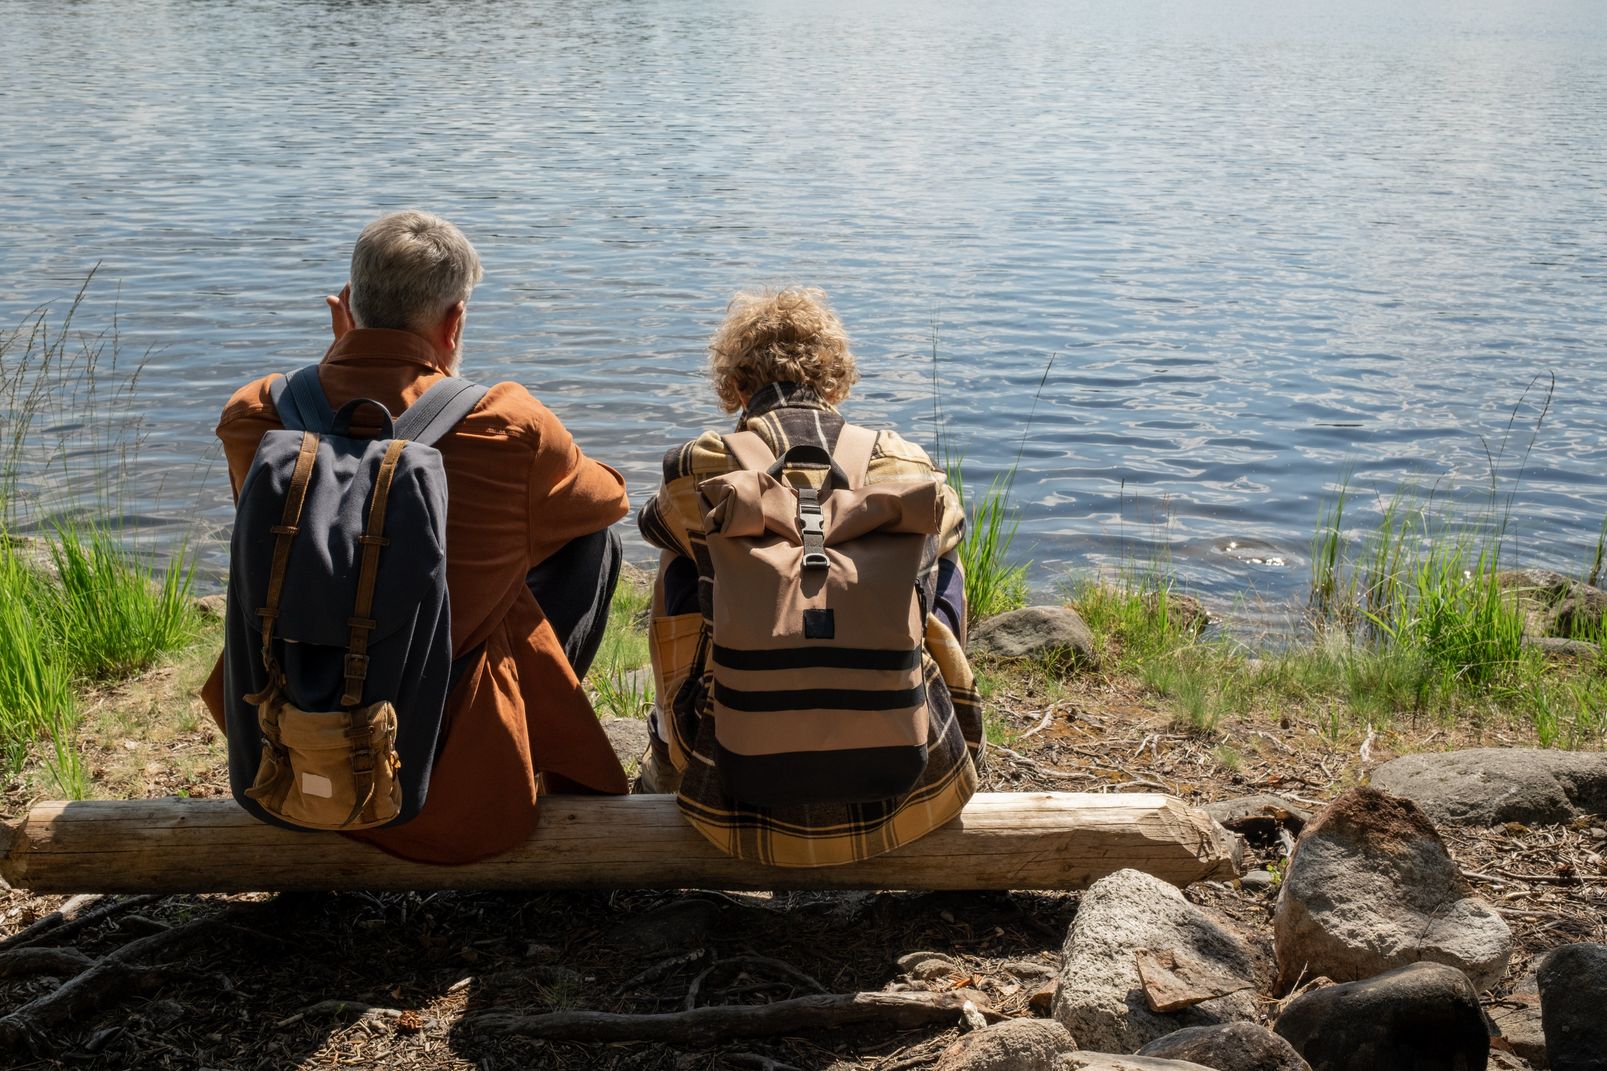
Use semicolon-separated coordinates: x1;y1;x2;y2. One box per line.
526;412;629;568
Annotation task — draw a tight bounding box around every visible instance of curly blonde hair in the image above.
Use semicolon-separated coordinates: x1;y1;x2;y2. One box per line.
708;287;860;412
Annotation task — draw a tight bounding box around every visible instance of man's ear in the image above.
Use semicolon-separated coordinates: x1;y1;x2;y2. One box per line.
439;300;466;353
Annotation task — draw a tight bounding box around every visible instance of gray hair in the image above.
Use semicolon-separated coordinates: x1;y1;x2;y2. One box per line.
348;211;484;332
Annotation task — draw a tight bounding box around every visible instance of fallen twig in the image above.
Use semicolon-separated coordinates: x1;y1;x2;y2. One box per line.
1018;707;1058;741
469;991;984;1044
277;1000;402;1027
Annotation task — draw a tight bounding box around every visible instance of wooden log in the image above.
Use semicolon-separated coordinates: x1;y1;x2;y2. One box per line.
0;792;1239;895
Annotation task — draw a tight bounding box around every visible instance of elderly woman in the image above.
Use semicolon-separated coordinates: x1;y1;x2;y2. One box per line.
637;287;982;866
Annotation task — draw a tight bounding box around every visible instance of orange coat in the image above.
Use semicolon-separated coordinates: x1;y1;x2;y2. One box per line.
202;328;630;863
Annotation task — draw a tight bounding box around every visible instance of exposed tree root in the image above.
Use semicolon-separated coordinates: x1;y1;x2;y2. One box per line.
0;893;162;953
468;990;988;1045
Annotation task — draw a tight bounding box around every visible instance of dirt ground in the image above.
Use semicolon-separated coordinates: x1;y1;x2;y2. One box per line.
2;637;1604;1070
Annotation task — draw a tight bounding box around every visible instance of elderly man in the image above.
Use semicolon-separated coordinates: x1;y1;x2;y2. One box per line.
202;210;630;863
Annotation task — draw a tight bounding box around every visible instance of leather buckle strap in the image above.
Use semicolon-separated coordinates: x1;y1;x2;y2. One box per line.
257;430;320;673
798;487;828;571
341;438;407;708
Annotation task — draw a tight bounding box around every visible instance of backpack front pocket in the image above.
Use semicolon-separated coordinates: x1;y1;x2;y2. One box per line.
245;696;403;830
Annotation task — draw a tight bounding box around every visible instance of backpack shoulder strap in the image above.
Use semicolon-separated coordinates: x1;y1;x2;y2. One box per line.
393;377;490;446
831;424;879;489
721;430;776;473
273;364;336;433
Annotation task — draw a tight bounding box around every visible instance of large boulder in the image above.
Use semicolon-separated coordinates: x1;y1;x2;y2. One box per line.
1137;1022;1312;1071
1273;962;1490;1071
1536;943;1607;1071
1368;749;1607;828
971;605;1098;667
1052;868;1258;1053
1273;787;1512;991
932;1018;1075;1071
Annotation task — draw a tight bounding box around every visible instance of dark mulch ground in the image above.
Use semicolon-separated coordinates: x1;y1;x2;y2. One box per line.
3;665;1603;1070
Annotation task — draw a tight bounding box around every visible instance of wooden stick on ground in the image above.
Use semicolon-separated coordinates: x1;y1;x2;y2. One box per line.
468;991;987;1044
0;793;1240;895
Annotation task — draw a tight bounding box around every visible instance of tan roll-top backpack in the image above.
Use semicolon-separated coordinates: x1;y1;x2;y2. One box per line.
697;424;944;806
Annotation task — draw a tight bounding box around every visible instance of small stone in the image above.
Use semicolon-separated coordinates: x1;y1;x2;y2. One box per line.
1052;868;1258;1052
1273;962;1489;1071
897;951;963;981
1239;870;1276;893
1137;1022;1312;1071
1537;943;1607;1071
1141;591;1210;633
1202;796;1312;840
1523;636;1599;660
970;605;1098;669
933;1018;1075;1071
193;593;227;619
1273;787;1511;991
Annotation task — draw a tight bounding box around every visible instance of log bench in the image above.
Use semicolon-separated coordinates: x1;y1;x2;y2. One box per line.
0;792;1240;894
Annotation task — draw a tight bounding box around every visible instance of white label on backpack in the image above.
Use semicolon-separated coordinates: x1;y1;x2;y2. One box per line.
301;772;334;798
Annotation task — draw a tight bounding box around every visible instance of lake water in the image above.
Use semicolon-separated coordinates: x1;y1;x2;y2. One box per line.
3;0;1606;622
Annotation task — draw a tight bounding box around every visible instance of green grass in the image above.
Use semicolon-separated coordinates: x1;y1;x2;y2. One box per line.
0;540;76;777
1;282;199;795
1065;492;1607;747
47;523;199;681
947;465;1029;620
586;577;654;720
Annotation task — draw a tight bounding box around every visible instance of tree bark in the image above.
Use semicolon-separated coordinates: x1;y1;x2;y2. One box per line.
0;792;1240;895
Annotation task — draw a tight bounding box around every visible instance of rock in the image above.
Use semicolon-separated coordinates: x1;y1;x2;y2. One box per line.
1142;591;1210;634
599;716;650;770
1537;943;1607;1071
1136;947;1254;1012
1369;749;1607;827
898;951;963;981
1052;868;1258;1053
1523;636;1599;661
193;593;227;619
1203;796;1312;841
1137;1022;1312;1071
1490;1054;1537;1071
1059;1056;1217;1071
1273;962;1489;1071
1273;787;1512;991
1239;870;1276;893
933;1018;1075;1071
1488;974;1547;1069
602;898;721;954
1497;569;1607;638
971;605;1098;668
